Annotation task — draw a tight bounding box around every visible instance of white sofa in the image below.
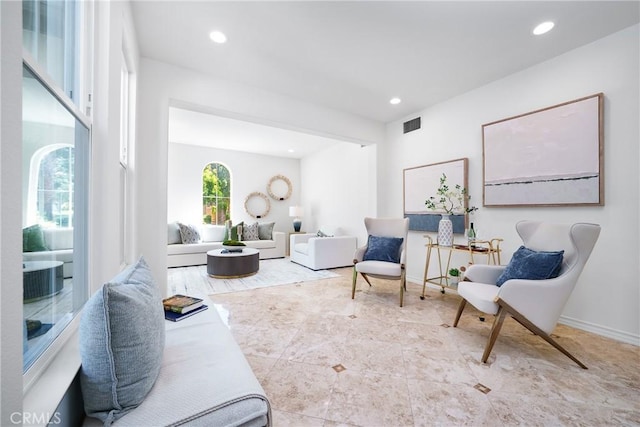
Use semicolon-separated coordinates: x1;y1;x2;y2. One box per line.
290;233;358;270
167;223;286;268
23;227;74;278
83;299;271;426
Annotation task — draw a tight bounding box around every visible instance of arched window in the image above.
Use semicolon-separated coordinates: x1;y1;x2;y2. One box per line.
28;144;74;228
202;163;230;225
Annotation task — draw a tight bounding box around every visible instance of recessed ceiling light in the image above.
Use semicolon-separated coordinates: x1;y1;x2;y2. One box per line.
533;21;554;36
209;31;227;44
390;97;402;105
288;149;295;153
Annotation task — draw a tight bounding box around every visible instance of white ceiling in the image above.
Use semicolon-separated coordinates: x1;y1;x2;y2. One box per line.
132;1;639;157
168;107;341;158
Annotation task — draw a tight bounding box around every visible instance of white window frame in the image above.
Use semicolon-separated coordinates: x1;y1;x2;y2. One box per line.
21;0;93;399
119;17;137;268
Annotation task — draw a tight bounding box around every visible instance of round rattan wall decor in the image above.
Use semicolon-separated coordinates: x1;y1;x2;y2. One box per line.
267;174;292;201
244;191;270;219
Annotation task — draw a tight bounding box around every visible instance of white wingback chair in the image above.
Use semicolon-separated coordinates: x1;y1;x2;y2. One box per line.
352;217;410;307
453;221;600;369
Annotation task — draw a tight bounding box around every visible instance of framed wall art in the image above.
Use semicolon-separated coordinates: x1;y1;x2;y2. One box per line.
482;93;604;207
403;158;468;233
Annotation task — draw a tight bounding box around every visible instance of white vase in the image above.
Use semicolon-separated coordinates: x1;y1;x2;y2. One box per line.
438;214;454;246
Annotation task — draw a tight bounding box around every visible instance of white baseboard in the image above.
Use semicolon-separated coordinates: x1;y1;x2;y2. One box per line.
408;275;639;347
559;315;640;346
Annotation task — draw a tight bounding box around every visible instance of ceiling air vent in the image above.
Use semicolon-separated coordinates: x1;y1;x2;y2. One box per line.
403;117;421;134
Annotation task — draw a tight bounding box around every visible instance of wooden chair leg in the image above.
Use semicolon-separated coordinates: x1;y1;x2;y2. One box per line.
498;299;588;369
453;298;467;327
536;329;588;369
400;269;407;307
482;306;507;363
399;269;406;307
361;273;373;287
351;267;357;299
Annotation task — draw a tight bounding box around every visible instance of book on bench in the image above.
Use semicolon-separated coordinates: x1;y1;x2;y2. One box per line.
164;304;208;322
163;294;204;314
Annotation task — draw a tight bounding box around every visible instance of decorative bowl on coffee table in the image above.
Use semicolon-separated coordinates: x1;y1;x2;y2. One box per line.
222;240;246;252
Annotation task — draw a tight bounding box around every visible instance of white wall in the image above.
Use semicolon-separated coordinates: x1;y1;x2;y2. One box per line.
136;59;385;294
380;25;639;344
89;0;129;288
300;142;377;244
168;142;300;231
1;0;138;421
0;1;26;422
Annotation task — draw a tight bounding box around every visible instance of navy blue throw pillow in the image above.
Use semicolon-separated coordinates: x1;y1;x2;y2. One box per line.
363;235;404;263
496;246;564;287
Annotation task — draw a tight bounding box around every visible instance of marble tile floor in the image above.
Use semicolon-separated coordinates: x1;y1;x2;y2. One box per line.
176;266;640;426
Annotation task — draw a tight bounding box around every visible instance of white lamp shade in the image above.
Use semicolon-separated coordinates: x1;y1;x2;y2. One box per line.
289;206;304;217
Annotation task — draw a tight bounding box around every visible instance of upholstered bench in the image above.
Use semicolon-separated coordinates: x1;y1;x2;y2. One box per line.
80;258;271;427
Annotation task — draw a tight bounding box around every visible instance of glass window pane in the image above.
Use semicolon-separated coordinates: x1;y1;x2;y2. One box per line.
22;0;80;106
202;163;231;225
22;64;89;372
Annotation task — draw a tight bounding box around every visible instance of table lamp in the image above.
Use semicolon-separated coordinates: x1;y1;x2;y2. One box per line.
289;206;304;232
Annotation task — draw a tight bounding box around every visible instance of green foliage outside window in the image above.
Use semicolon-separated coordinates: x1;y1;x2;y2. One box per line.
38;146;74;227
203;163;230;225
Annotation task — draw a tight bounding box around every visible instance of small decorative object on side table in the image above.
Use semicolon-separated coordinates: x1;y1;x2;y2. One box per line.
448;267;461;288
467;222;476;246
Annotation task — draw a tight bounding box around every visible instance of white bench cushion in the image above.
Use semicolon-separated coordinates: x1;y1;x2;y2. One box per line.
84;303;271;426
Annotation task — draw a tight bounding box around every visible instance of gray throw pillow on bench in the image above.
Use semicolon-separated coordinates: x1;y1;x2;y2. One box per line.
79;256;165;425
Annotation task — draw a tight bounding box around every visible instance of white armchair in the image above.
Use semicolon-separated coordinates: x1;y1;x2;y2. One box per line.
453;221;601;369
352;217;410;307
290;233;357;270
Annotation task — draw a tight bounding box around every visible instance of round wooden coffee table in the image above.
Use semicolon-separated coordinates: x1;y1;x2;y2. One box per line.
207;248;259;278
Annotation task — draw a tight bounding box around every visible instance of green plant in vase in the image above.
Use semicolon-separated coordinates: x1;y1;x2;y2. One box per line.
425;173;477;215
448;267;461;286
426;173;478;247
222;240;246;252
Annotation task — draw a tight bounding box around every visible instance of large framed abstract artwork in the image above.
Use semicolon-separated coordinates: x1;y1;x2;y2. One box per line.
482;93;604;207
403;158;468;233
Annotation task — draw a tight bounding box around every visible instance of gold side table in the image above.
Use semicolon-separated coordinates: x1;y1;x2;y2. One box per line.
421;235;503;298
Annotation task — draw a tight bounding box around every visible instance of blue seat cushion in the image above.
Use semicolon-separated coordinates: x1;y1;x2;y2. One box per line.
496;245;564;287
